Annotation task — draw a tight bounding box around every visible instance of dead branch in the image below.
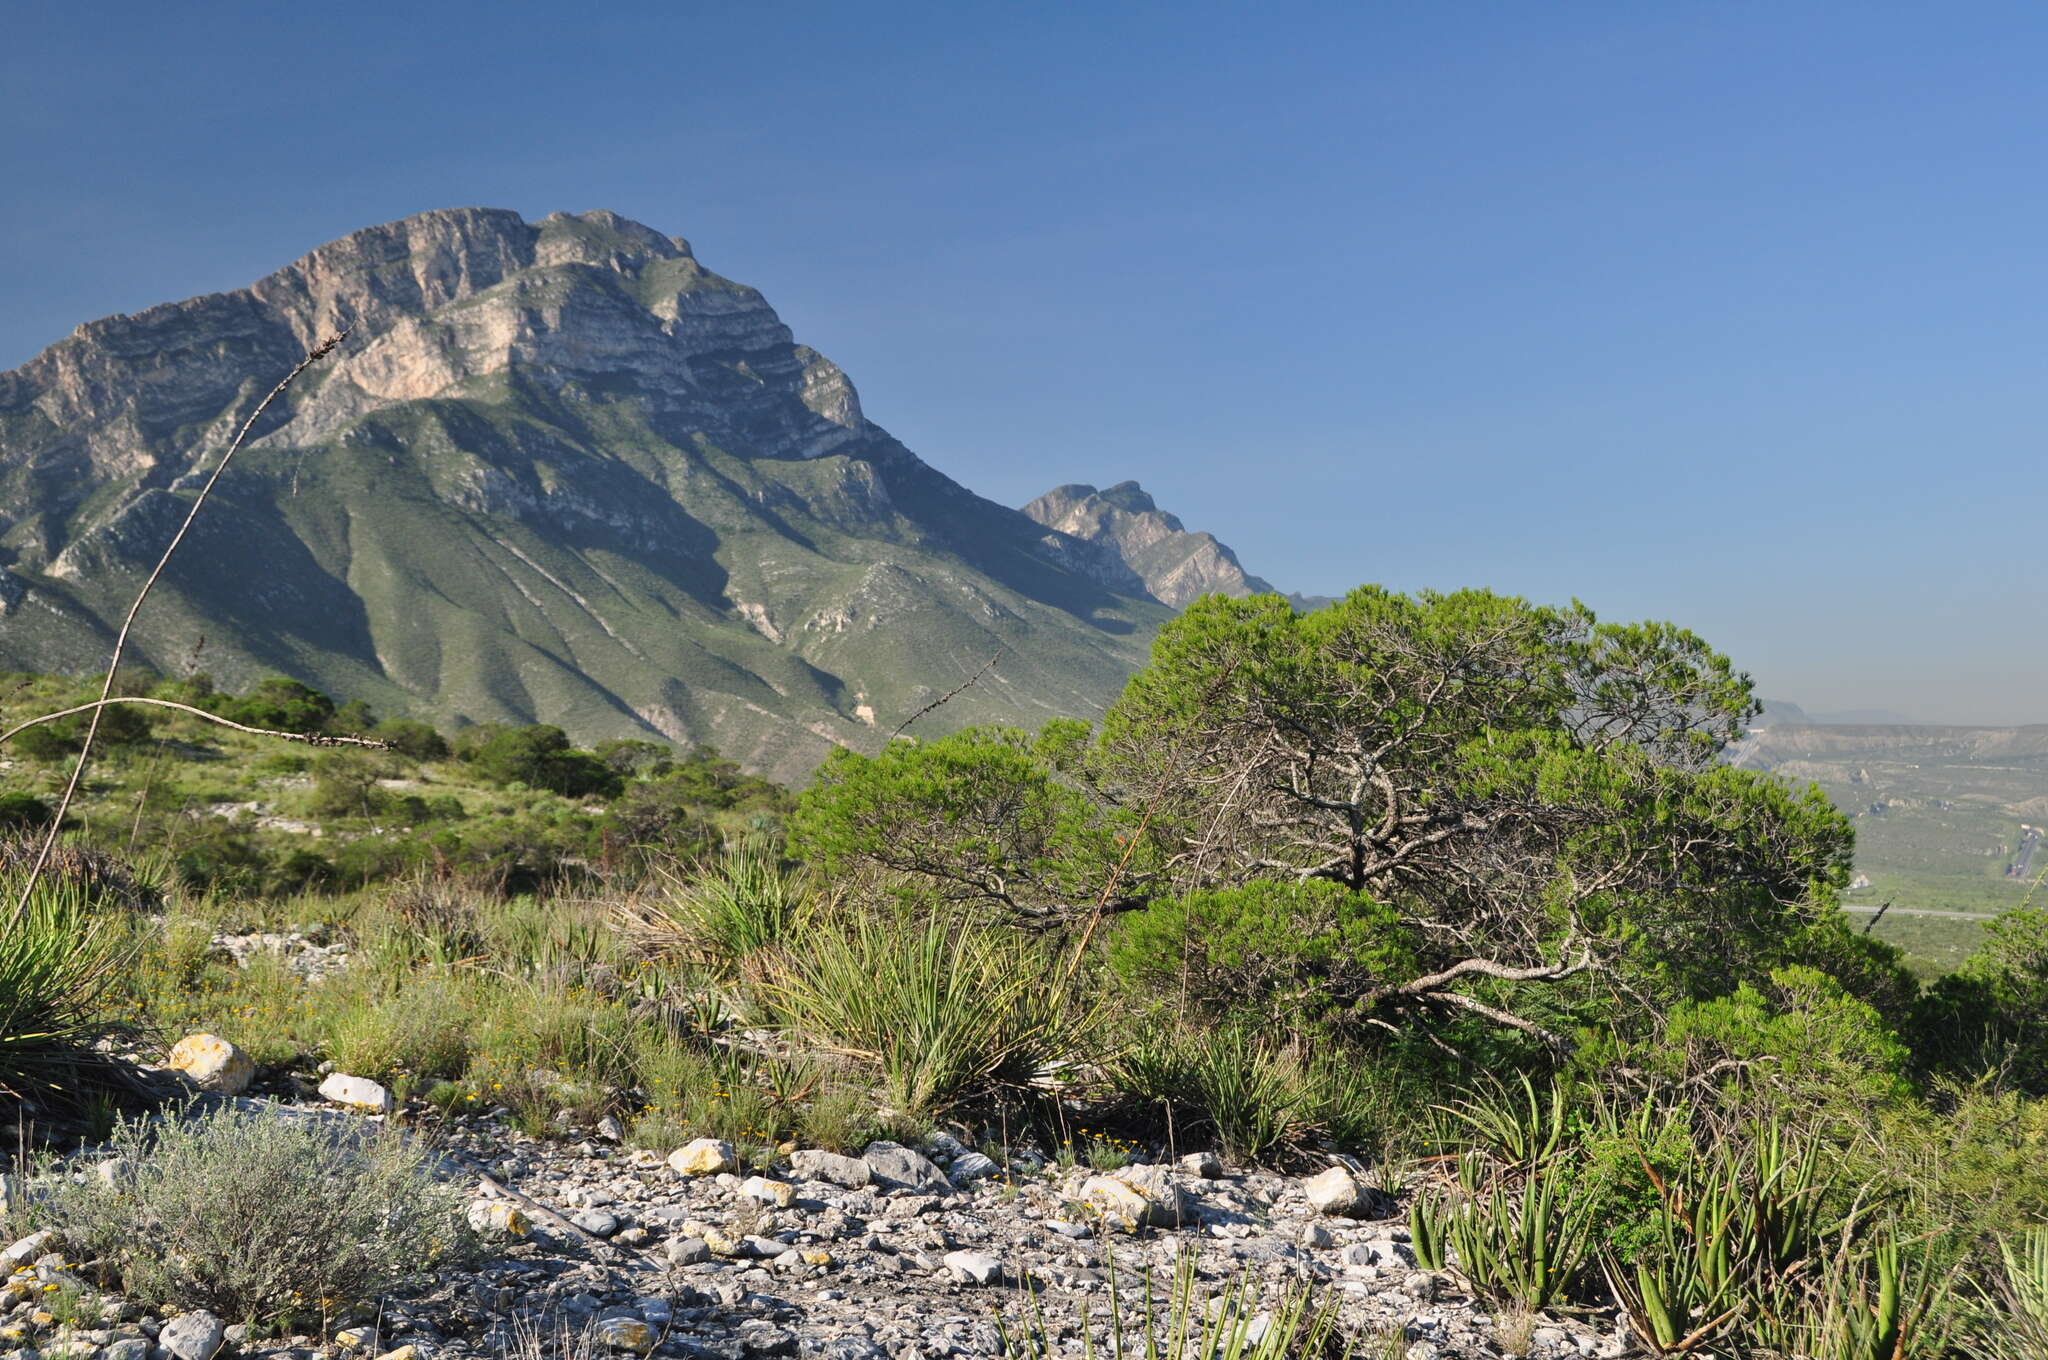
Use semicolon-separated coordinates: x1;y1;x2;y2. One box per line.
889;649;1003;741
0;698;391;751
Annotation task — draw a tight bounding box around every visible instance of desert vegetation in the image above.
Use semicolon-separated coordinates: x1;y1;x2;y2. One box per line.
7;587;2048;1356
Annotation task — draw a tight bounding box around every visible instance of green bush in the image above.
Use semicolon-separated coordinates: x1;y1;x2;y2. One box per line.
224;677;337;735
49;1104;474;1325
1108;878;1414;1032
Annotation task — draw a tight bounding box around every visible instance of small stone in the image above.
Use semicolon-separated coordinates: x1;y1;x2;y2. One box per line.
592;1318;655;1354
942;1250;1002;1286
735;1321;796;1357
1180;1151;1224;1179
790;1150;871;1189
465;1201;531;1239
861;1141;952;1195
1083;1164;1192;1231
594;1115;625;1142
374;1350;418;1360
1304;1165;1387;1218
333;1327;378;1352
160;1311;226;1360
167;1034;255;1096
571;1209;619;1238
104;1341;150;1360
946;1152;1000;1184
665;1236;710;1266
667;1139;736;1177
700;1227;745;1258
1300;1223;1336;1249
740;1176;794;1208
317;1073;394;1114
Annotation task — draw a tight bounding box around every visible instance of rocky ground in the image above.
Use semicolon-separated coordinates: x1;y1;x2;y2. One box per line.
1;1070;1632;1360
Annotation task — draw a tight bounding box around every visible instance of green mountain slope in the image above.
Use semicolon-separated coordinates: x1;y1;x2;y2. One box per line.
0;208;1170;781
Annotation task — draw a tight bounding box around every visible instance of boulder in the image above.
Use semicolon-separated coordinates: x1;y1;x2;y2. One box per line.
594;1318;656;1354
167;1034;254;1095
741;1175;795;1207
947;1151;1001;1184
1083;1165;1191;1231
465;1201;531;1239
0;1230;57;1269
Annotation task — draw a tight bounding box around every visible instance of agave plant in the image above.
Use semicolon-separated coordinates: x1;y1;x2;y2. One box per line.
1960;1226;2048;1360
1446;1166;1595;1313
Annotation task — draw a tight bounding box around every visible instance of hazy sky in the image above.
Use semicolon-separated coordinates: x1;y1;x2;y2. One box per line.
4;3;2044;723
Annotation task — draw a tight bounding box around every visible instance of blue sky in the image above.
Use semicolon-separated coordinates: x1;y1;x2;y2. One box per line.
4;3;2044;722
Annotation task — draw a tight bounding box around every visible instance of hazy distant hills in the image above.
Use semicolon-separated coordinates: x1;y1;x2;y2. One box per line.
1733;712;2048;968
1757;699;1928;727
0;208;1226;780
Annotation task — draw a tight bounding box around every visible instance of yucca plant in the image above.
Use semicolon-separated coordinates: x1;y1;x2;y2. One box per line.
621;839;809;976
1600;1175;1744;1354
0;872;131;1124
1754;1222;1950;1360
759;914;1103;1116
1439;1073;1573;1171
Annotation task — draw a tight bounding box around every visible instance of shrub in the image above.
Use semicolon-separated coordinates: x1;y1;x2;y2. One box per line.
1108;879;1415;1033
371;719;450;761
49;1103;474;1325
760;915;1101;1117
224;677;337;735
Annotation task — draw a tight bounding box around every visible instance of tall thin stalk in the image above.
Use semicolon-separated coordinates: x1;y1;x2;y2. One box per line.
11;331;346;919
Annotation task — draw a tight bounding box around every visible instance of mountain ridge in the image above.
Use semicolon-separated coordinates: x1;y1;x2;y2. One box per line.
0;207;1187;781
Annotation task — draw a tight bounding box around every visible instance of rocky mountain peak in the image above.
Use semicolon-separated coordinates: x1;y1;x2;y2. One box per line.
0;208;1169;780
1022;480;1276;608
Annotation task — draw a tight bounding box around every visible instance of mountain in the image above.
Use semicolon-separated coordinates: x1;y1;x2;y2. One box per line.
0;208;1175;782
1022;481;1282;607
